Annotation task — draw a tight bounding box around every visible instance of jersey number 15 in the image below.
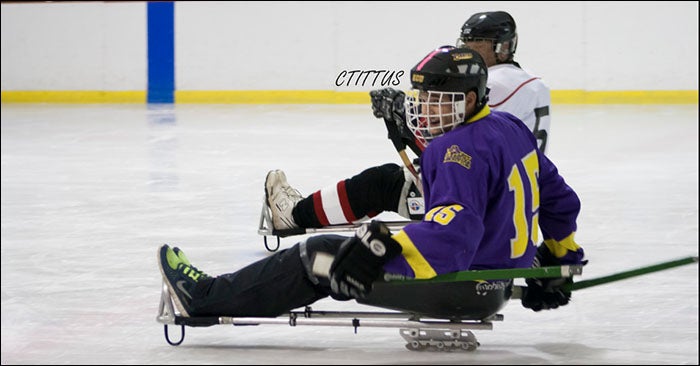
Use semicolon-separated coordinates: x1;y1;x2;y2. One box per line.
508;149;540;258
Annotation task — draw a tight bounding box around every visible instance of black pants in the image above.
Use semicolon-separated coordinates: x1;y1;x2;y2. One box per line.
188;235;348;317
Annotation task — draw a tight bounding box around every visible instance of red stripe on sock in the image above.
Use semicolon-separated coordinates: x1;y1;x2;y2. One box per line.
337;180;357;223
312;191;330;226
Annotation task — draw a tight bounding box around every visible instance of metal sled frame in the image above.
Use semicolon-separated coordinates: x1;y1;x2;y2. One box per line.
157;281;502;351
257;194;416;252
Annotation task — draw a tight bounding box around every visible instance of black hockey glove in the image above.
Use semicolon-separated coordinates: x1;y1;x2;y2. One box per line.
370;88;411;149
521;244;585;312
329;220;402;299
370;87;405;122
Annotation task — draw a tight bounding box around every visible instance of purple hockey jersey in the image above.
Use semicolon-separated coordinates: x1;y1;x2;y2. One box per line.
383;106;584;279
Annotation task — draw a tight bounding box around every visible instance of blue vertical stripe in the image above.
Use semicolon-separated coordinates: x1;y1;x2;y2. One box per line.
147;2;174;103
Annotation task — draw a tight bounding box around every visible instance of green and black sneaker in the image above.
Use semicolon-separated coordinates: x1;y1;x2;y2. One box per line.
157;244;210;317
172;246;191;265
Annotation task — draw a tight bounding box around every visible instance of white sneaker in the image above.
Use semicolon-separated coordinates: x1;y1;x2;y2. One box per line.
265;169;303;230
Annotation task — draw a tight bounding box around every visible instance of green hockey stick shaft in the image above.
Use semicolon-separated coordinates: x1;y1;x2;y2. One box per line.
567;255;698;291
391;264;584;284
509;256;698;299
390;256;697;288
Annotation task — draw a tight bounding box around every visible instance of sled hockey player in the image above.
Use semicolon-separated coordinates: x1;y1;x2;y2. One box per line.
264;11;552;231
158;45;586;327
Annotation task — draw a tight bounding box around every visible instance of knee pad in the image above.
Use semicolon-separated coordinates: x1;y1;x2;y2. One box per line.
299;235;346;284
299;235;354;301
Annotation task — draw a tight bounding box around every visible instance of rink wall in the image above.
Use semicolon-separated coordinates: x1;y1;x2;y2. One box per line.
1;1;698;104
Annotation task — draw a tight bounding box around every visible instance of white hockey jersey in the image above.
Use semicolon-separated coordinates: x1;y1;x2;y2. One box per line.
487;63;551;153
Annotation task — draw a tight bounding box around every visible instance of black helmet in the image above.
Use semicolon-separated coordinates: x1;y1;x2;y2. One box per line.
458;11;518;61
405;46;489;145
409;46;488;109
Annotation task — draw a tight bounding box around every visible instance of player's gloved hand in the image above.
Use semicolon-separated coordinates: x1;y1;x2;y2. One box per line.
330;220;402;299
370;87;405;122
370;88;410;149
521;244;586;312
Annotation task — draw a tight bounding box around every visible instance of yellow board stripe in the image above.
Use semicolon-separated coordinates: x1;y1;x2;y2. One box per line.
552;90;698;104
1;90;697;104
392;230;437;279
1;91;146;103
176;90;370;104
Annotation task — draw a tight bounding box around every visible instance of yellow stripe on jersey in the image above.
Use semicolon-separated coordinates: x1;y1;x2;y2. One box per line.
392;230;437;279
543;233;581;259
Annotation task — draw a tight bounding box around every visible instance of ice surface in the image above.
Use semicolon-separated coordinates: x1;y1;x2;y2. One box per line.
1;103;698;364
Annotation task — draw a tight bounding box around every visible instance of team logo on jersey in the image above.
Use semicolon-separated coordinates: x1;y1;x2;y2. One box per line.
443;145;472;169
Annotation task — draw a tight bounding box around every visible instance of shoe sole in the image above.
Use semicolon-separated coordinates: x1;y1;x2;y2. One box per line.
157;244;191;317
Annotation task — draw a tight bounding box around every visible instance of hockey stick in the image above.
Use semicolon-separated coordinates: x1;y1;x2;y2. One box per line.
566;255;698;291
429;256;697;286
510;255;699;299
393;264;585;283
397;148;422;193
